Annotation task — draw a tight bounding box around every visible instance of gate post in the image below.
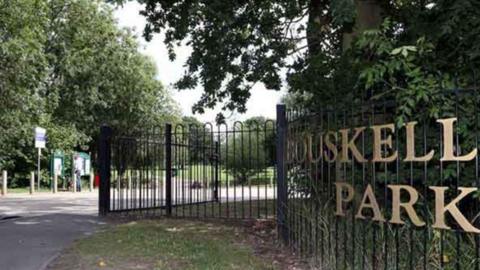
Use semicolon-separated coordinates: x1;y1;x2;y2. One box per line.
165;123;173;216
98;125;112;216
214;141;220;201
276;104;288;243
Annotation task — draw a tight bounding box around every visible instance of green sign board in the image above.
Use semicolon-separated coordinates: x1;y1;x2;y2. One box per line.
73;152;91;176
50;150;64;177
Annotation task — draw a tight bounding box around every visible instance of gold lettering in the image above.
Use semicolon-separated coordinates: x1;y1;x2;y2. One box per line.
335;182;355;216
429;186;480;233
388;185;425;226
324;131;338;163
437;118;477;161
404;121;434;162
355;184;385;222
372;124;398;163
339;127;367;163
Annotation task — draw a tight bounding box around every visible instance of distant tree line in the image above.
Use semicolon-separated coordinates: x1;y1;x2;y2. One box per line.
0;0;180;185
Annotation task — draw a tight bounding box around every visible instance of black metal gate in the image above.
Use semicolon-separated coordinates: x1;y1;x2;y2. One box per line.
99;121;277;219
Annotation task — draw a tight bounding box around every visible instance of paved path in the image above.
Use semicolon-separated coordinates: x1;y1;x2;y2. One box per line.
0;192;104;270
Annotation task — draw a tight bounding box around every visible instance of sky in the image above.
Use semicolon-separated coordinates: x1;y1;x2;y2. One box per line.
113;2;285;122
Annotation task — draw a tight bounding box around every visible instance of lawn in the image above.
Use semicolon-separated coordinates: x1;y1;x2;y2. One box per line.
47;219;301;270
110;165;275;187
7;187;52;193
175;165;275;186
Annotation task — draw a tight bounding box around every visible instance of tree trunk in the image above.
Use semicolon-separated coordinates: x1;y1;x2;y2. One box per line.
307;0;383;55
342;0;384;51
307;0;329;56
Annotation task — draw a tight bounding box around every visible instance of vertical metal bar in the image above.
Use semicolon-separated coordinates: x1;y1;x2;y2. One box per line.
225;124;230;218
395;111;400;270
351;102;357;269
371;101;377;270
182;126;187;217
439;112;445;270
147;129;151;210
319;108;325;266
215;141;220;201
422;115;428;270
173;127;178;216
343;108;348;269
165;123;173;216
336;106;341;269
195;126;200;217
210;128;215;217
216;129;222;217
454;82;460;270
264;122;269;219
273;120;277;218
248;125;253;218
361;99;366;270
241;123;245;219
276;104;288;243
188;125;193;216
256;123;260;219
139;130;144;210
203;125;207;217
233;123;238;218
383;98;389;270
153;128;158;209
473;68;480;270
98;125;112;216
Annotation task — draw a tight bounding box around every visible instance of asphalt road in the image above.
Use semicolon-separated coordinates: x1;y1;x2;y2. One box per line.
0;192;104;270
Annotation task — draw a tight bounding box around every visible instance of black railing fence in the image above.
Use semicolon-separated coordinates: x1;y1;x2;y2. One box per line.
99;121;276;219
98;87;480;269
278;88;480;269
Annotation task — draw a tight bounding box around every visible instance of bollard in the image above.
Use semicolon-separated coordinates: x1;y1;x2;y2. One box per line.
2;170;7;195
53;173;58;193
73;175;77;193
30;172;35;194
89;171;94;192
72;153;76;193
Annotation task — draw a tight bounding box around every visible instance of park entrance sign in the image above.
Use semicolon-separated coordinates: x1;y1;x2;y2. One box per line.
277;92;480;269
288;117;480;234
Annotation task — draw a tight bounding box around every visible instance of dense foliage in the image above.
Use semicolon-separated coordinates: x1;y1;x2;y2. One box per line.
111;0;479;121
0;0;180;183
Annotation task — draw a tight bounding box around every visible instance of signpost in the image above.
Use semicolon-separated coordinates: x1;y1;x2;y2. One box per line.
35;127;46;191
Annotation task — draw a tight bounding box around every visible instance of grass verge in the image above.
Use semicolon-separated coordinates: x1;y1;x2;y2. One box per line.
48;218;302;270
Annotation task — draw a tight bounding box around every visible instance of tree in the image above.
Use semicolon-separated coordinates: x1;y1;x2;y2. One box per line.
0;0;180;184
223;117;275;185
110;0;480;119
0;0;48;171
107;0;384;117
180;116;208;163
